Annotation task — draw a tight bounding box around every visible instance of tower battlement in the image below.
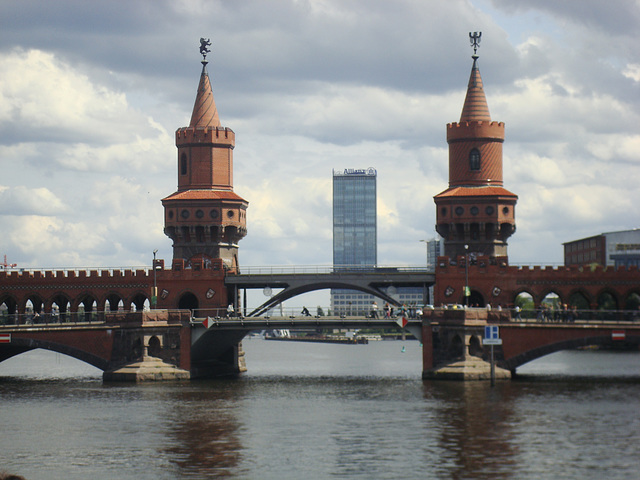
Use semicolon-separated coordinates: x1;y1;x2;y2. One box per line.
176;126;235;146
447;121;504;142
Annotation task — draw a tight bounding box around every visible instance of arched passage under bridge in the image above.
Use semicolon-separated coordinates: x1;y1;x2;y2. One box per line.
225;267;435;317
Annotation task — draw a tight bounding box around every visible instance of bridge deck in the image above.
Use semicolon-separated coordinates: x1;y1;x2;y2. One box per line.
192;315;422;330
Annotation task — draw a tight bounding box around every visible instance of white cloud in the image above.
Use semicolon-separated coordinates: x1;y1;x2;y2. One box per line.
0;185;66;216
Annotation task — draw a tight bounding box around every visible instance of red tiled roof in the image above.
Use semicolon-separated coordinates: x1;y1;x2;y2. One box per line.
162;189;247;202
434;185;518;199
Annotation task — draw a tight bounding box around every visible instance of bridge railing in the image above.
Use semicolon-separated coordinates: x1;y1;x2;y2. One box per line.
0;309;191;328
231;264;433;275
510;307;640;323
0;311;109;327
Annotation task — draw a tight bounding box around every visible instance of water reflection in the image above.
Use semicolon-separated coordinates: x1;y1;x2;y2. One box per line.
425;381;518;479
163;381;244;477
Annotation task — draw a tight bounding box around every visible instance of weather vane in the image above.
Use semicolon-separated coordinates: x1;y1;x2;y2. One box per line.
469;31;482;55
199;37;212;62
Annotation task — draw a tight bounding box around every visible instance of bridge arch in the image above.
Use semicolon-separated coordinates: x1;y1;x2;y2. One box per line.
25;294;44;316
76;293;98;321
502;334;640;373
468;289;485;307
468;334;483;357
596;289;619;310
514;289;534;307
624;292;640;310
0;294;17;315
130;292;149;312
105;293;127;312
567;290;591;310
248;281;400;317
178;291;199;313
50;293;71;319
540;290;561;308
0;338;110;371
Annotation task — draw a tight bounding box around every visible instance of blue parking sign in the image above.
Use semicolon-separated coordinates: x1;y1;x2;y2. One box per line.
485;325;499;340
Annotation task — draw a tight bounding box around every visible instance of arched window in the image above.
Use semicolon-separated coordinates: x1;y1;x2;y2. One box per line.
180;153;188;175
469;148;481;171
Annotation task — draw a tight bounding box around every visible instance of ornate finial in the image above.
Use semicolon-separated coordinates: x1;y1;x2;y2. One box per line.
199;37;212;63
469;31;482;56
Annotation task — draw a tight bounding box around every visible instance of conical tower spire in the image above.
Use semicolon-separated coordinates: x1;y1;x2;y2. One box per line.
189;61;221;128
459;55;491;122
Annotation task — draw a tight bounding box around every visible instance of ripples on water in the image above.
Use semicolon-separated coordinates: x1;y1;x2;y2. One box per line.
0;340;638;480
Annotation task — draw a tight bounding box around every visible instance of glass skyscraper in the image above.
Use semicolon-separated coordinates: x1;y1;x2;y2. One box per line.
331;167;377;315
332;167;377;267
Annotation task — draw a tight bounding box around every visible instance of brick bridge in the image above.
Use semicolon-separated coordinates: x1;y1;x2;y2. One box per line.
421;308;640;380
1;298;638;381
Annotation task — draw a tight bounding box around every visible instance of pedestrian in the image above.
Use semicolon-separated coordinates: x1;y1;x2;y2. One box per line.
227;304;234;318
371;301;378;318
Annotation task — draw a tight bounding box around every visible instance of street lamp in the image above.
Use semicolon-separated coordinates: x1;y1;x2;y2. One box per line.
464;244;469;307
152;249;158;309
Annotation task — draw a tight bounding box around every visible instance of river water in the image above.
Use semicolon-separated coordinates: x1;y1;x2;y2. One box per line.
0;339;639;479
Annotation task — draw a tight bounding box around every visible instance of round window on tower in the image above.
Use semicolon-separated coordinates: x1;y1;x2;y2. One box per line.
210;209;219;219
455;206;464;216
168;210;174;219
195;209;204;219
227;210;234;218
503;207;509;215
441;207;447;216
470;206;479;216
485;206;495;215
181;209;190;219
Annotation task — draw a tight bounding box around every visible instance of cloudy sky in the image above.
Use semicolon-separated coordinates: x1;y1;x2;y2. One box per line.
1;1;639;284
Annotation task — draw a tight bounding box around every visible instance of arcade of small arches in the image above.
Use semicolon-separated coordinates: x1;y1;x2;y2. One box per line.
464;288;640;313
0;289;209;322
0;291;152;320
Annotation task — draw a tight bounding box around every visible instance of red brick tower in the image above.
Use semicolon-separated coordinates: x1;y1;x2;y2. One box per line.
162;50;248;272
434;37;517;260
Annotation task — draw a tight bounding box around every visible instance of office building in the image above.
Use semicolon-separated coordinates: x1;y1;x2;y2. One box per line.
331;168;377;315
564;229;640;268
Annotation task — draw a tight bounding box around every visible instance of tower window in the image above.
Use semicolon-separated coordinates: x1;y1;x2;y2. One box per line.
469;148;481;171
180;153;188;175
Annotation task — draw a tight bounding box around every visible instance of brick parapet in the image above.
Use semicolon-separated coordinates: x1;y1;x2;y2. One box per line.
175;126;235;147
435;255;640;307
447;121;504;143
0;268;153;284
